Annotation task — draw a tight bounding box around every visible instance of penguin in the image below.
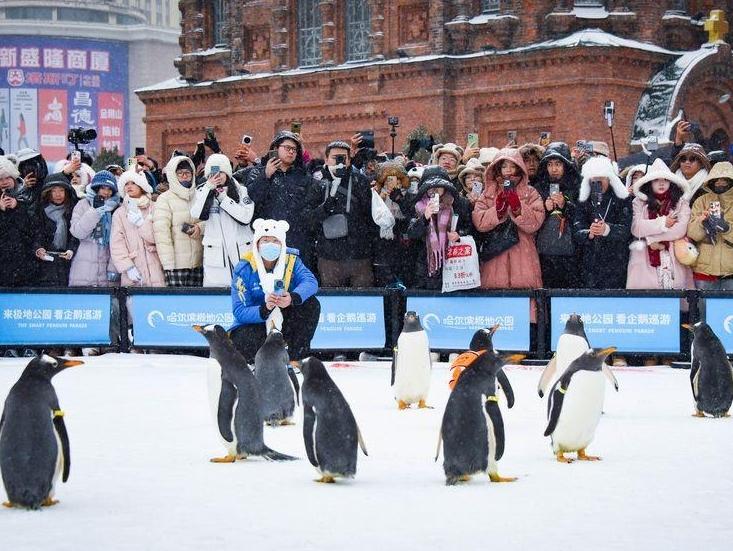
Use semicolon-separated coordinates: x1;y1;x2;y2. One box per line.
538;314;591;398
436;350;524;485
392;311;432;409
449;325;515;407
300;357;368;483
254;330;299;426
193;325;296;462
0;354;83;509
544;347;619;463
684;322;733;418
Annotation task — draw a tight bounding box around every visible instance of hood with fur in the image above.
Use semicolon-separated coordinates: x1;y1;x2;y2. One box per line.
631;158;689;201
578;155;628;202
164;155;196;199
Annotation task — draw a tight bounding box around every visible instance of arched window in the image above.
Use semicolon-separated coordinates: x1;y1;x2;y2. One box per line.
298;0;322;67
346;0;371;62
212;0;226;45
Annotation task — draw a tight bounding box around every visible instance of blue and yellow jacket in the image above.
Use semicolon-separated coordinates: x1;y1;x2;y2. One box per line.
230;247;319;329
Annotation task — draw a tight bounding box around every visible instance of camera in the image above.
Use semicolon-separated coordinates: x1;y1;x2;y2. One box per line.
290;121;302;134
274;279;285;296
388;116;399;127
334;154;347;165
241;134;252;145
357;130;375;150
67;127;97;147
503;179;513;188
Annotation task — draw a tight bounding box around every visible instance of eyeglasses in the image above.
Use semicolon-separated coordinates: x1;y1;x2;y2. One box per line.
176;169;193;176
679;156;700;163
279;145;297;153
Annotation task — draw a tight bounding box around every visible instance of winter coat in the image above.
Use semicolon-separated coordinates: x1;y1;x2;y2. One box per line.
110;197;165;287
191;177;255;287
406;178;474;290
472;149;545;290
687;180;733;277
33;176;79;287
153;156;203;271
309;166;376;261
230;248;319;330
68;196;119;287
0;200;37;286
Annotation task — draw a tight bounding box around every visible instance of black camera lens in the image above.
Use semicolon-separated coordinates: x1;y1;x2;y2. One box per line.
388;116;399;126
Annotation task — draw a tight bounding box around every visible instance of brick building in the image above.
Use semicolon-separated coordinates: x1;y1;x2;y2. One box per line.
138;1;733;162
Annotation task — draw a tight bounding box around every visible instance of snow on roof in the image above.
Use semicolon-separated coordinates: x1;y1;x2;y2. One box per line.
137;29;681;93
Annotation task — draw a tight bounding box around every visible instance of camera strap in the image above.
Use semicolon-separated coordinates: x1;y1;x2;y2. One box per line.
323;174;352;213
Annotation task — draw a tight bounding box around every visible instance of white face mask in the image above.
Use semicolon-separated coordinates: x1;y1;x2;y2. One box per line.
259;242;281;262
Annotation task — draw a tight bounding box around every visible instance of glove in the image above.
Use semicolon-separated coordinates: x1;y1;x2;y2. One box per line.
323;195;339;214
389;188;403;202
164;270;175;286
127;266;143;283
495;191;508;218
204;135;221;153
127;207;144;227
506;188;521;213
92;194;104;208
703;215;729;236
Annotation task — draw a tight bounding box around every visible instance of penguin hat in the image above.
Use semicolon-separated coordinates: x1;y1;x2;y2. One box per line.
392;311;432;410
437;350;524;485
300;357;368;483
193;324;296;462
0;354;83;509
254;329;300;427
544;347;619;463
683;322;733;418
538;314;591;398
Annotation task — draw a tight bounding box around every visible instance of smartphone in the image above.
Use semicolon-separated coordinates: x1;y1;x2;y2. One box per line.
210;166;221;176
274;279;285;296
290;121;302;134
471;181;483;195
205;127;215;141
126;157;137;170
467;132;479;149
710;201;721;218
93;195;105;208
181;222;194;234
135;147;145;156
267;150;279;162
430;194;440;209
357;130;375;149
549;183;560;196
503;179;513;189
71;150;81;163
241;134;252;145
507;130;517;143
540;131;551;145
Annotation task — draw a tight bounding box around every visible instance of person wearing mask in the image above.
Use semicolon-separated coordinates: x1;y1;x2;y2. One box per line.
687;162;733;289
244;131;318;269
110;170;164;287
153;155;204;286
191;154;255;287
0;156;37;286
407;167;473;290
670;143;711;205
535;142;581;288
33;173;78;287
627;158;693;290
473;149;545;296
572;156;632;290
68;170;122;287
229;219;320;367
309;140;376;287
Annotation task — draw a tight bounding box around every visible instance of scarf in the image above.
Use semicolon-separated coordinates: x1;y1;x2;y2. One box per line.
415;192;454;276
44;203;68;251
647;189;673;268
89;194;120;247
678;168;708;201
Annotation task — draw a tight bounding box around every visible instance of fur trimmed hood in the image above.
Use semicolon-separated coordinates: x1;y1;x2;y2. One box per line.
578;155;628;202
631;158;689;201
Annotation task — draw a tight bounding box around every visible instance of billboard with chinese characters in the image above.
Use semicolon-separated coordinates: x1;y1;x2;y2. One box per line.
701;298;733;353
405;295;531;351
550;296;681;353
310;295;386;349
0;293;112;345
0;36;127;160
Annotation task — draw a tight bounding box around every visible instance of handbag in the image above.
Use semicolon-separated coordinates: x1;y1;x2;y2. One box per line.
478;218;519;261
322;175;352;240
442;235;481;292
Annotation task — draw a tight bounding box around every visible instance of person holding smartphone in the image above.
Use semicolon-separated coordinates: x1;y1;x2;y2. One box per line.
191;154;255;287
534;142;582;288
687;161;733;289
15;148;49;217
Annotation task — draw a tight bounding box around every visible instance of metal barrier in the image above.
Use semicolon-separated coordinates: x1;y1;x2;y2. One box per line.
2;287;733;359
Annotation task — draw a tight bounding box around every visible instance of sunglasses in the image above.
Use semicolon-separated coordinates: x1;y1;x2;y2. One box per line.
679;156;700;163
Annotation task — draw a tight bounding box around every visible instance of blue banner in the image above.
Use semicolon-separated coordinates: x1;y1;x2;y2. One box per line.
0;293;111;345
702;298;733;353
130;294;233;347
311;296;385;349
405;296;531;351
550;296;680;353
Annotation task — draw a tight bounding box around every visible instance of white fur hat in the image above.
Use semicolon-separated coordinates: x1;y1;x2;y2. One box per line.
252;218;289;249
204;153;232;178
118;169;153;195
632;158;689;201
0;156;20;180
579;155;628;202
478;147;500;167
431;142;464;164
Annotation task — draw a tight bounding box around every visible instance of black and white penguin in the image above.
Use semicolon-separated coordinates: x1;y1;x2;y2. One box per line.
436;350;524;485
254;330;299;426
538;314;591;398
193;324;296;462
392;311;432;409
544;347;619;463
0;354;83;509
684;322;733;418
300;357;368;483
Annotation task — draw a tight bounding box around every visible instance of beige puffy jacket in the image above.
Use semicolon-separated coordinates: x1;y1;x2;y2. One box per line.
153;156;203;270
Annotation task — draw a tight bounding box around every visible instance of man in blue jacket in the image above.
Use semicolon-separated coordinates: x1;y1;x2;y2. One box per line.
229;218;320;365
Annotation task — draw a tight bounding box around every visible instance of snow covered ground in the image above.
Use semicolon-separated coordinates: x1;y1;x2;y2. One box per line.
0;354;730;550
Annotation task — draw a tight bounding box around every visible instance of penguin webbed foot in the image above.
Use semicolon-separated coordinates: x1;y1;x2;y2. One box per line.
417;400;433;409
41;497;59;507
577;449;601;461
209;454;238;463
2;501;14;508
397;400;409;410
316;475;336;483
692;410;706;418
555;452;574;463
489;473;517;483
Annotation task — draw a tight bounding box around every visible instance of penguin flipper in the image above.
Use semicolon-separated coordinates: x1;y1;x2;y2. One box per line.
692;369;701;401
287;365;300;406
357;425;368;456
690;356;701;400
391;348;397;386
602;365;619;391
538;355;557;398
485;398;505;461
544;384;567;437
435;429;442;462
52;413;71;483
217;380;237;443
496;369;515;408
303;405;318;467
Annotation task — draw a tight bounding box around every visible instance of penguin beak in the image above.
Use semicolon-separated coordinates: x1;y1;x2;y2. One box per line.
192;325;204;333
503;353;525;365
61;359;84;368
681;324;693;332
489;323;501;335
595;346;617;359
